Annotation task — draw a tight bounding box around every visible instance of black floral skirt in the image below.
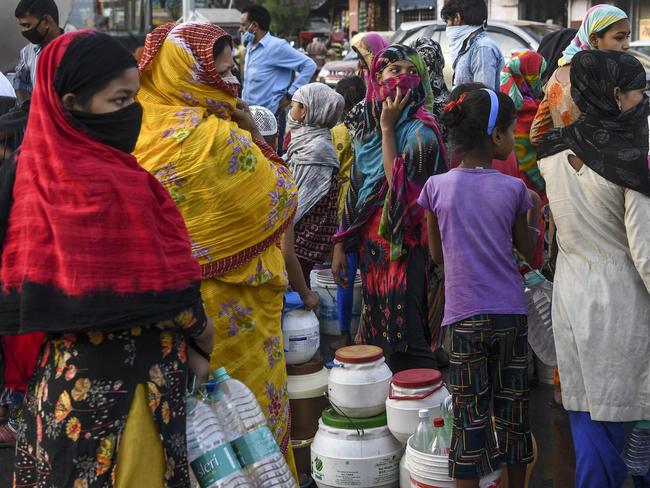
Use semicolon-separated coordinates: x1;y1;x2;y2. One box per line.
14;323;194;488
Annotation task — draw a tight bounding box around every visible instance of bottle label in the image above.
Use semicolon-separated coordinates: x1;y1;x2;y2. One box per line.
232;426;280;466
190;444;241;487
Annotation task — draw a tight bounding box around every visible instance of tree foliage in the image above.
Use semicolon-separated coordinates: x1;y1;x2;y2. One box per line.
258;0;311;36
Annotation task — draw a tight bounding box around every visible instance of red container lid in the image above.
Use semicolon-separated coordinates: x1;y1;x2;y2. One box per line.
335;345;384;364
391;368;442;389
434;417;444;428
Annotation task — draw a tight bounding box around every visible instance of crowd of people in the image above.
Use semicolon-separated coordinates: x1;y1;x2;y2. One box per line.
0;0;648;487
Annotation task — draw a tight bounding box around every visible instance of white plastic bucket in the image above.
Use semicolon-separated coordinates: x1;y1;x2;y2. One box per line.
312;269;362;337
311;409;404;488
400;452;411;488
405;437;503;488
328;346;392;418
386;369;449;444
283;308;321;365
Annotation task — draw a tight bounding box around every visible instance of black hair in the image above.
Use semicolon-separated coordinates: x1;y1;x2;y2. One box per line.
449;82;486;102
242;5;271;32
212;36;233;59
440;0;487;25
335;76;366;113
54;32;137;108
15;0;59;24
442;89;516;152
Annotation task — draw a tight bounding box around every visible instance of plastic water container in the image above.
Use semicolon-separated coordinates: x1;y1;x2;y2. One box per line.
287;357;330;440
311;408;404;488
405;436;503;488
186;396;250;487
209;368;298;488
399;453;410;488
328;345;393;418
283;292;320;365
524;270;556;366
623;420;650;476
312;269;362;336
386;369;449;443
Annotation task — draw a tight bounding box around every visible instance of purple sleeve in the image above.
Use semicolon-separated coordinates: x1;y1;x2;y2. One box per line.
516;181;533;215
417;177;435;212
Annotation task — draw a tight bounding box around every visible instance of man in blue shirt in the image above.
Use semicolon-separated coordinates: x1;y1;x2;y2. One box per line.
441;0;504;91
240;5;316;152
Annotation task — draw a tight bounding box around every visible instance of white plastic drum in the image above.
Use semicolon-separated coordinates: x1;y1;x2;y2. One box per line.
386;369;449;443
311;408;404;488
283;308;320;365
328;345;392;418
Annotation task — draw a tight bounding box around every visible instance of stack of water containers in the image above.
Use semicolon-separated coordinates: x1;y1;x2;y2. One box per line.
186;367;298;487
282;292;331;480
312;345;403;488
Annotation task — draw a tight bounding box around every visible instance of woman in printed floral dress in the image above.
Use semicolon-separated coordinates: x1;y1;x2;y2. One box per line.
0;31;212;487
133;23;299;476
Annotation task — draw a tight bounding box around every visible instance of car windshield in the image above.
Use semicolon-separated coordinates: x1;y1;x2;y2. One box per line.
343;50;358;61
632;45;650;58
516;23;561;42
392;26;428;45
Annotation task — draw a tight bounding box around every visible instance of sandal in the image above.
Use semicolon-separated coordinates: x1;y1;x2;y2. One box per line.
0;423;16;448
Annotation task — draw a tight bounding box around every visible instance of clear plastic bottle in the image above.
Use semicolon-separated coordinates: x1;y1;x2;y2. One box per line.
186;395;250;487
412;408;434;453
524;270;556;366
208;367;297;488
430;417;451;456
623;420;650;476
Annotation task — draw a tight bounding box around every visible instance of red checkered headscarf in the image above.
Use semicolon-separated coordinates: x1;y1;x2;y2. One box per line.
139;22;239;98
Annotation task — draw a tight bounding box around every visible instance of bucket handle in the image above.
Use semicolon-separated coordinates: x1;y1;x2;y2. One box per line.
388;383;439;401
325;392;365;437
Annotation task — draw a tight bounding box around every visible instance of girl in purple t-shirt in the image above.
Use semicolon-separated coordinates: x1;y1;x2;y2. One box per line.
417;89;536;488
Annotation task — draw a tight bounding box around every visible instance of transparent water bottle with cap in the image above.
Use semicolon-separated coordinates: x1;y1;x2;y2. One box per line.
430;417;451;456
186;395;250;487
524;269;556;366
209;367;297;488
412;408;435;453
623;420;650;476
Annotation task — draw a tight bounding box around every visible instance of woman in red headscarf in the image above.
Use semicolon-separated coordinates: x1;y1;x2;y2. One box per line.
0;30;212;487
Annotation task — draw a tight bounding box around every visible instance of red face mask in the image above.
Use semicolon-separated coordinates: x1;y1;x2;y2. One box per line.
378;73;421;101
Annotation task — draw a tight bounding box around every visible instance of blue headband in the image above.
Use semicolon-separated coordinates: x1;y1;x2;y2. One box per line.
482;88;499;135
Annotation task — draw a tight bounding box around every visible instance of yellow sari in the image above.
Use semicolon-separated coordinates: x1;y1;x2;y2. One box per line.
133;23;298;476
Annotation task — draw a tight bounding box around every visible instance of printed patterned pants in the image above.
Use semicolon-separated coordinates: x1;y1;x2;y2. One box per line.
448;314;534;480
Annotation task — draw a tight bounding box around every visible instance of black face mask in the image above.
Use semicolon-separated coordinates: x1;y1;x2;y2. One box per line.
22;18;49;45
70;102;143;154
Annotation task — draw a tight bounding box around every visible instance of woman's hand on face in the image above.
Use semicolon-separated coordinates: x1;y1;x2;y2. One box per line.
380;87;411;131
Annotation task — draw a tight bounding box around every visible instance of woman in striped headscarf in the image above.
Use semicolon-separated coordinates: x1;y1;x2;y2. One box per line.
530;4;630;146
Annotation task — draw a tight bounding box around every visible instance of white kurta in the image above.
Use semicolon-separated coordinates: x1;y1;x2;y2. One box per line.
539;150;650;422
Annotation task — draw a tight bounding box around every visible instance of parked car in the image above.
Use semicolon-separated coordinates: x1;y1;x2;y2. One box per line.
393;20;562;86
631;40;650;57
317;31;393;86
318;20;559;88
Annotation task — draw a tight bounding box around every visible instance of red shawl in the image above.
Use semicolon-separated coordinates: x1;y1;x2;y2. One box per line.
0;31;202;334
